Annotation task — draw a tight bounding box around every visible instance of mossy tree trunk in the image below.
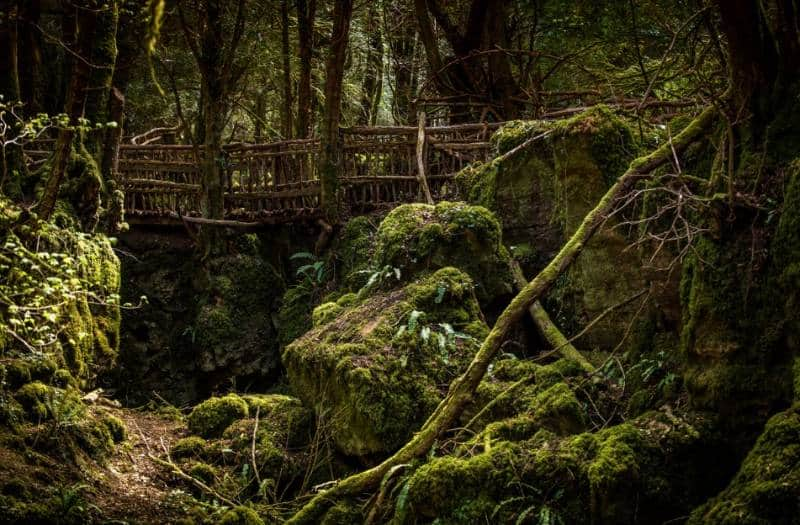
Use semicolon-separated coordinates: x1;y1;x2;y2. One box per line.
679;0;800;440
318;0;354;223
38;2;97;222
286;103;719;525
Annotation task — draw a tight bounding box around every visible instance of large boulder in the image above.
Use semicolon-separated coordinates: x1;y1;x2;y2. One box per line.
282;267;488;457
456;106;650;349
372;201;515;309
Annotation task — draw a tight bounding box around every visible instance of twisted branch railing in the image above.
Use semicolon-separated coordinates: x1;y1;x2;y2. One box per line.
117;122;500;224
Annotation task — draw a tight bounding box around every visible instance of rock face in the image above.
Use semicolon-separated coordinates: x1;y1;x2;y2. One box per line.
118;233;285;404
456;107;653;349
283;267;488;457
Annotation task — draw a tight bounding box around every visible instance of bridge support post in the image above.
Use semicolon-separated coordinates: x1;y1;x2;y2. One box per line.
415;111;434;204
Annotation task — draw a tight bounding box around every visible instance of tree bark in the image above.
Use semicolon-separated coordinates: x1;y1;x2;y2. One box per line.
359;3;383;125
17;0;43;116
280;0;293;139
84;0;119;157
296;0;316;138
318;0;354;222
38;2;97;221
286;103;719;525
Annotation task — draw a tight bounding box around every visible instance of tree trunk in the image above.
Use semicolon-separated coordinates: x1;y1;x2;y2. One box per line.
0;0;24;191
38;3;97;221
318;0;354;222
296;0;316;138
388;3;416;124
280;0;293;139
84;0;119;157
359;3;383;125
17;0;43;116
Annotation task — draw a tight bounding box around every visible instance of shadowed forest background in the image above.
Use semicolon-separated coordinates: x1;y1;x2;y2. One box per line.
1;0;799;523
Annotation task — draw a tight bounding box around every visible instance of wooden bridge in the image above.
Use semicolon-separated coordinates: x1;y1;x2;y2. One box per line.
104;122;501;225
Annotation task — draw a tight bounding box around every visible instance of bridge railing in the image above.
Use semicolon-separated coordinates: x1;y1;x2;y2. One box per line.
115;122;502;222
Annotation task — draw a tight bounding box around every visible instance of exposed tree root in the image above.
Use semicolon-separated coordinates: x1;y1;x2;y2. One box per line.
285;103;719;524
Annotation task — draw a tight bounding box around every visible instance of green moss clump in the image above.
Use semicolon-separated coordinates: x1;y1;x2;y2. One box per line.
688;403;800;524
529;382;588;435
320;499;365;525
102;414;126;443
312;301;343;327
398;410;718;524
372;201;514;306
188;462;217;485
277;283;315;347
14;382;54;421
283;267;488;456
219;506;265;525
172;436;208;459
187;394;249;438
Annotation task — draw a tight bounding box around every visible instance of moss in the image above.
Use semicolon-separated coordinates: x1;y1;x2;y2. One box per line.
188;462;218;485
334;216;376;290
372;201;514;306
14;382;53;421
172;436;208;459
187;394;249;438
530;382;588;435
312;301;343;327
219;506;265;525
71;418;115;460
405;441;519;519
689;403;800;524
102;414;126;443
397;410;719;524
52;369;77;389
283;268;488;456
277;283;315;346
4;361;32;390
320;500;365;525
456;108;646;346
195;255;284;377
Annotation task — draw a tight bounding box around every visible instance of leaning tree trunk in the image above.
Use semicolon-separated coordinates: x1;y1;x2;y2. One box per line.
286;100;720;525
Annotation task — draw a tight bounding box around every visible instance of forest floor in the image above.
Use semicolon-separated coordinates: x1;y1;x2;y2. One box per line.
88;405;190;524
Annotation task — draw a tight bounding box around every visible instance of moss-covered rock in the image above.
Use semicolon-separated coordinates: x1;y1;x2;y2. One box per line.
689;403;800;524
172;436;208;459
397;409;726;524
371;201;515;308
195;255;284;378
187;394;249;438
283;267;488;457
455;107;648;348
218;505;265;525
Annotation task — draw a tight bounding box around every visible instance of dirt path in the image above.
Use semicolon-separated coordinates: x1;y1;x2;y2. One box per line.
90;407;191;524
